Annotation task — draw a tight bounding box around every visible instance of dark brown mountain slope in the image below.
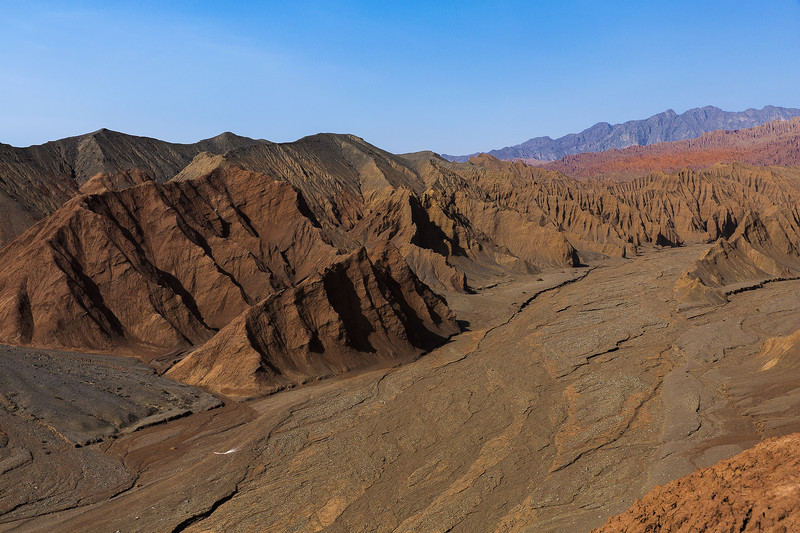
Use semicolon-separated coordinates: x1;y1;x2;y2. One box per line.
178;134;581;290
0;130;266;245
183;133;426;230
0;162;461;398
167;243;458;399
0;166;339;354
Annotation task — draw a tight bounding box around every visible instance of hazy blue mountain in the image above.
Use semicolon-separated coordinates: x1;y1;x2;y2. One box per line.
443;105;800;162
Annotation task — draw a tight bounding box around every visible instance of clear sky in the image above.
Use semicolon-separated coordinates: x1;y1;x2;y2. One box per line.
2;1;799;154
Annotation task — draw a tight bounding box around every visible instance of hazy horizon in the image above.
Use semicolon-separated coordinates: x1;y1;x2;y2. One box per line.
2;1;799;154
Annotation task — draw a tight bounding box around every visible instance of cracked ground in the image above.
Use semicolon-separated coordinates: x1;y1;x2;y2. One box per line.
3;244;800;532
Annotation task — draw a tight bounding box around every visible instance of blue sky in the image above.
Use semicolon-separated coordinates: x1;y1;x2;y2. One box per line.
2;1;799;154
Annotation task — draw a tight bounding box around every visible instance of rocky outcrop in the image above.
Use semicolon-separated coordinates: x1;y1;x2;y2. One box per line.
449;156;800;258
78;168;154;195
167;244;459;399
0;167;339;354
0;164;462;397
594;433;800;532
444;105;800;162
180;135;581;290
675;208;800;307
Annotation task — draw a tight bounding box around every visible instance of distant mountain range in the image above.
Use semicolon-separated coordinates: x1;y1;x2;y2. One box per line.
442;105;800;162
536;116;800;178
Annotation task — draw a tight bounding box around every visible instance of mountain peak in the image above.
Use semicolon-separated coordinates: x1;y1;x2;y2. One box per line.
443;105;800;162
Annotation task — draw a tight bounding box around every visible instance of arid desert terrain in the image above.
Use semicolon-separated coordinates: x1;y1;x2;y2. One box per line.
2;111;800;532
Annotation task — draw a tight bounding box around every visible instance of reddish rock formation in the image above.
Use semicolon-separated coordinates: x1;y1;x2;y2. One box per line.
167;244;458;399
594;433;800;532
180;135;582;290
78;168;154;195
453;156;800;260
0;161;463;397
536;117;800;179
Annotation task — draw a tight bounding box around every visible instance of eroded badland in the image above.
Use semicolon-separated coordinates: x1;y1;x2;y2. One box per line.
2;118;800;532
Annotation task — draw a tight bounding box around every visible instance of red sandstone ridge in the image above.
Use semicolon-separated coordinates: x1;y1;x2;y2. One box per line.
534;117;800;178
167;243;458;399
594;433;800;532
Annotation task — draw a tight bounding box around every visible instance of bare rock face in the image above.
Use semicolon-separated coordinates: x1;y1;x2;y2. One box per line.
757;327;800;372
0;161;462;397
0;346;221;446
166;243;459;399
0;167;338;354
594;433;800;532
78;168;154;195
0;130;266;246
181;135;581;291
675;208;800;307
450;156;791;257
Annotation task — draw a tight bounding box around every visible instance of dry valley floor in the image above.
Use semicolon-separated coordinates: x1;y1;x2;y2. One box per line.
3;244;800;532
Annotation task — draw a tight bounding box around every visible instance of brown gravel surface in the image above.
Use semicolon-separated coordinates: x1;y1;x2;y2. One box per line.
5;244;800;532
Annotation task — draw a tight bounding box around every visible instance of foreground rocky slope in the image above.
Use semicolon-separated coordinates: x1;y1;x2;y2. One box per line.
167;244;458;398
12;245;800;532
0;347;221;447
595;433;800;532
